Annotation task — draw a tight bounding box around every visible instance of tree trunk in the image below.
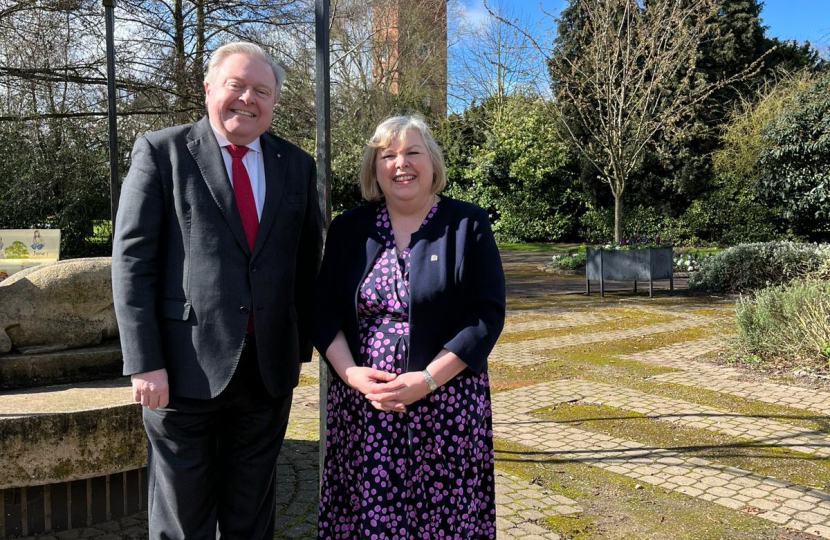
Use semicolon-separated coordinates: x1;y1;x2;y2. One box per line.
614;194;623;244
173;0;186;122
195;0;205;84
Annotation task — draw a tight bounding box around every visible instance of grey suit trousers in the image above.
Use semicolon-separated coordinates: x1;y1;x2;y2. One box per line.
142;337;292;540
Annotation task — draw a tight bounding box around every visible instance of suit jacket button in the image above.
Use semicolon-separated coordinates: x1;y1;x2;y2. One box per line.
251;266;258;273
239;306;249;314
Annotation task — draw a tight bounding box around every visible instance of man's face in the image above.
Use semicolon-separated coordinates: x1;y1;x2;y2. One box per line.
205;53;277;145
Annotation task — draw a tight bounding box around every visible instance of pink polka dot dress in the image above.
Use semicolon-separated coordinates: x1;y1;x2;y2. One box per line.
317;200;497;539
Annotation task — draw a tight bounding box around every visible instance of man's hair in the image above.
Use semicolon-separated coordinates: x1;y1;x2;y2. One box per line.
205;42;286;98
358;114;447;201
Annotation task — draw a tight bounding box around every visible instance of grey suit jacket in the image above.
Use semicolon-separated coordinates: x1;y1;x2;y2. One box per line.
112;116;322;399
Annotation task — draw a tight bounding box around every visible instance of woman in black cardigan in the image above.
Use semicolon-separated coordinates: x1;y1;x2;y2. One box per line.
312;114;505;540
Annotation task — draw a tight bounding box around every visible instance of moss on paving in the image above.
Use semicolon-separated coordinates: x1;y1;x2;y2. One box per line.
631;381;830;434
297;373;318;387
488;326;711;393
544;325;723;358
532;403;830;491
285;421;320;442
495;439;783;540
504;312;566;326
686;307;734;318
638;295;735;307
497;308;679;344
490;328;830;435
491;262;829;537
505;288;732;312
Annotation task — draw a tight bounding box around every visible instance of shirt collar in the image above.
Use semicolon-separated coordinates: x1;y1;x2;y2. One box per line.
208;119;262;154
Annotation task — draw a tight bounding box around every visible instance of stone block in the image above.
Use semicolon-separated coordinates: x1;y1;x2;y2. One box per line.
0;258;117;355
0;378;143;488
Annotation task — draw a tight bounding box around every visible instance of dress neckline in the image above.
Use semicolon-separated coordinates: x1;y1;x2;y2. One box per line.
376;197;440;253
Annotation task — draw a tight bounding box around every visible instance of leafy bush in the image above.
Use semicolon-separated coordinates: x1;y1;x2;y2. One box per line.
689;241;830;293
579;205;696;246
735;279;830;368
680;173;783;245
757;72;830;238
445;94;584;242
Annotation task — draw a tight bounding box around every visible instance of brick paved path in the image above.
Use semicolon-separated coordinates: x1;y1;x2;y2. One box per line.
496;471;582;540
493;383;830;538
651;368;830;416
489;310;712;367
502;312;623;334
534;379;830;457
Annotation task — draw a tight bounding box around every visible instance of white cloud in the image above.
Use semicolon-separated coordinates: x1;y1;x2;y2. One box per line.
458;0;492;30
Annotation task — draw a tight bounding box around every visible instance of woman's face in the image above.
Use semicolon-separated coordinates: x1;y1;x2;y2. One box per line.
375;129;434;206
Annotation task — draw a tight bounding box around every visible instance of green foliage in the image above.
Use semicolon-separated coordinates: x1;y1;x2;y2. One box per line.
0;119;111;258
552;0;769;232
696;73;819;244
757;72;830;238
578;205;694;246
445;94;583;242
548;246;587;270
680;173;781;245
689;241;830;293
329;121;367;212
713;74;815;181
735;279;830;367
552;0;825;245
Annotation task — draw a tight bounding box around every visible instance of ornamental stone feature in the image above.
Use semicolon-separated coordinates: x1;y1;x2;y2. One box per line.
0;257;118;355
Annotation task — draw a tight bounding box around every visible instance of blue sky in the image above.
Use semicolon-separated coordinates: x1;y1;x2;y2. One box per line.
459;0;830;48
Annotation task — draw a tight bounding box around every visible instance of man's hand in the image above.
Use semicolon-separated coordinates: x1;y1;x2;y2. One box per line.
131;368;169;410
365;372;430;413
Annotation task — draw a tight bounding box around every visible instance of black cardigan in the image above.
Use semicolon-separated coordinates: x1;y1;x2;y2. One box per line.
311;197;506;378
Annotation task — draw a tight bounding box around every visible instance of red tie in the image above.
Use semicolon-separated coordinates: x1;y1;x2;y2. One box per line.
227;144;258;250
227;144;258;333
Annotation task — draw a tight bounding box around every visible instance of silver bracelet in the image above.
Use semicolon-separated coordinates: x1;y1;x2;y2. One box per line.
421;369;438;393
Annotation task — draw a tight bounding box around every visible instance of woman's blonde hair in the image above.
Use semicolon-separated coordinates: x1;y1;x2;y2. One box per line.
358;115;447;201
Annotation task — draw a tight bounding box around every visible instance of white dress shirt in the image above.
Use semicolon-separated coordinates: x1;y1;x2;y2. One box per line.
209;122;266;219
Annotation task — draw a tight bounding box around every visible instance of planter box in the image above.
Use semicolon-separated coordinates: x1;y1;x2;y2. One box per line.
586;248;673;297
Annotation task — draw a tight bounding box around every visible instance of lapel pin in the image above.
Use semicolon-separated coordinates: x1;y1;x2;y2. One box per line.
277;153;282;158
430;254;438;261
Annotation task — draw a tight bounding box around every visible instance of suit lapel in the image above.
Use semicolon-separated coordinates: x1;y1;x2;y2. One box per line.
252;133;287;260
187;117;250;254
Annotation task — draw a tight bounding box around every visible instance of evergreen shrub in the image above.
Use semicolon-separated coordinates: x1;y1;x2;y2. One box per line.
689;241;830;293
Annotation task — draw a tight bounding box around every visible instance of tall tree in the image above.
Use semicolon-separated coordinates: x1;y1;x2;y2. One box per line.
545;0;766;242
448;1;547;117
757;72;830;239
0;0;311;254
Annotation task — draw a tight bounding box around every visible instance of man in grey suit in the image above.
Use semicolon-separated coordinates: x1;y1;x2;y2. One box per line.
112;42;322;540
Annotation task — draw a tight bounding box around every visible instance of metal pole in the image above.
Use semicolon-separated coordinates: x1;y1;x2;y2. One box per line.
103;0;120;230
315;0;332;485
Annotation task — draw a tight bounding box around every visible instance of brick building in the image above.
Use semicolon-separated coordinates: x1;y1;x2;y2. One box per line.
372;0;448;117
